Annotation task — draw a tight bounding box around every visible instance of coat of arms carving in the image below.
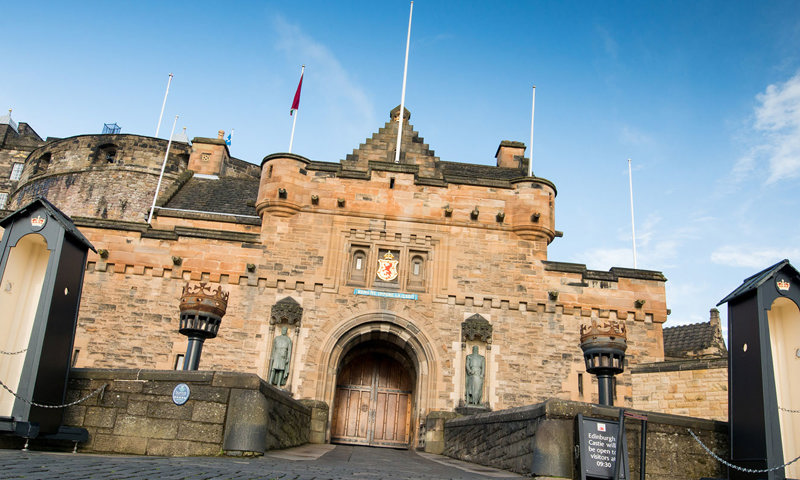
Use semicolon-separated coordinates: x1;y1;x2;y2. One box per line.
377;251;399;282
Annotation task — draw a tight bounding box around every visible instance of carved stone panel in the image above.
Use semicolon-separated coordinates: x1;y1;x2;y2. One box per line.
270;296;303;326
461;314;492;343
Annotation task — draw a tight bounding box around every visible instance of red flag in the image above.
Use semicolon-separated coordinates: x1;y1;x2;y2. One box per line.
290;73;303;115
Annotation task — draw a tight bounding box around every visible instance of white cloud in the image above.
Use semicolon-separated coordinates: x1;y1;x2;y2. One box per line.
733;72;800;184
595;26;618;60
272;15;374;145
577;211;712;272
665;281;716;326
580;247;633;270
619;125;653;146
710;245;800;268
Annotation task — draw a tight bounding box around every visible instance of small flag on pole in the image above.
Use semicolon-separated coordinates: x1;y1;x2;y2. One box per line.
288;65;305;153
290;71;304;116
226;129;233;146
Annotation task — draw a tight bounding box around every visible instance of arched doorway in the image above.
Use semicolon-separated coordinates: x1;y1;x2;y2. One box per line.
318;313;438;449
331;341;415;448
768;296;800;479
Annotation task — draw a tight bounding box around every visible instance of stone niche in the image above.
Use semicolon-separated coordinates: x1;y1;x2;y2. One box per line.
458;314;492;414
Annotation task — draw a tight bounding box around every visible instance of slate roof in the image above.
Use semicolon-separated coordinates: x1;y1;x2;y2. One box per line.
663;320;726;359
164;176;259;217
717;259;796;305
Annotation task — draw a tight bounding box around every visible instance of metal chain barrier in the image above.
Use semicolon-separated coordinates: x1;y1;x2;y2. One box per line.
0;377;106;409
689;429;800;474
0;348;27;355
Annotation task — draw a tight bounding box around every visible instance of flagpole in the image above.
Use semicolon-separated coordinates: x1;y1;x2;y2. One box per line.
148;115;179;224
155;73;173;138
528;85;536;176
628;158;638;269
394;1;414;164
289;65;305;153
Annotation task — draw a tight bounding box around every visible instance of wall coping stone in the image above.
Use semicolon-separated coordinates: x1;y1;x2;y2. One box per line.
543;261;667;282
445;398;726;433
631;357;728;374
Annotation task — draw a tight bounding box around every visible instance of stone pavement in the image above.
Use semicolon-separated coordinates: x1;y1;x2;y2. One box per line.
0;444;524;479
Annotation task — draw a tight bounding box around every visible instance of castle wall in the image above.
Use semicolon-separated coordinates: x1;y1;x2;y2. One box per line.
631;358;728;421
0;115;729;448
69;202;667;414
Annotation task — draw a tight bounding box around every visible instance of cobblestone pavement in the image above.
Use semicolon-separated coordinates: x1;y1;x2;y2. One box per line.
0;444;523;480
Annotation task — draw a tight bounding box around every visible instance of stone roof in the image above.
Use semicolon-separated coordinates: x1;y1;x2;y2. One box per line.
663;310;727;359
1;121;45;149
303;106;553;190
164;176;259;217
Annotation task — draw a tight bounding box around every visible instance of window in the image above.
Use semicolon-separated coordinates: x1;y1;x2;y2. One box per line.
33;152;51;175
96;144;118;164
9;163;23;181
578;373;584;397
174;354;185;370
347;246;369;286
407;251;427;291
0;193;8;210
611;377;617;401
71;349;80;367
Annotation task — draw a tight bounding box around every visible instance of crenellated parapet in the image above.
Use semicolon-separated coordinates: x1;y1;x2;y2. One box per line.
256;109;560;258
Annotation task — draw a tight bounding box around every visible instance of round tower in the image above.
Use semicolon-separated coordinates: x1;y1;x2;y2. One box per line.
11;134;190;221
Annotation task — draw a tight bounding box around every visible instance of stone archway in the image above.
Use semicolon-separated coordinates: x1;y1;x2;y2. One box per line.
317;312;437;449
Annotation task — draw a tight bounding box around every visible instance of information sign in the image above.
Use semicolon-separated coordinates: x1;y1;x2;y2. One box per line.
577;414;629;480
353;288;418;300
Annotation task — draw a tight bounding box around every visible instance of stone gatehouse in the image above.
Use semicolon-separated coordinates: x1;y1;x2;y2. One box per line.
0;107;713;449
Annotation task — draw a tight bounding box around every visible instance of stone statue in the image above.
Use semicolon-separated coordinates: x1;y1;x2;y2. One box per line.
269;327;293;386
465;345;485;405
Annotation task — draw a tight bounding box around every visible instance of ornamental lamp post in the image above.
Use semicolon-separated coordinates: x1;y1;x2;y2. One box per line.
178;283;229;370
579;318;627;406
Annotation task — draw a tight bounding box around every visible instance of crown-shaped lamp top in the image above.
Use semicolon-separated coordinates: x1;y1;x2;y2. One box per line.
180;282;229;318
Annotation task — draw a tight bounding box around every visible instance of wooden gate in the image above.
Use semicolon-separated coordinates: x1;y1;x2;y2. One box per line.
331;353;412;448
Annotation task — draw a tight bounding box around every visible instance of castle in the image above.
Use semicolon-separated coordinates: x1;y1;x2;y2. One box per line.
0;107;727;448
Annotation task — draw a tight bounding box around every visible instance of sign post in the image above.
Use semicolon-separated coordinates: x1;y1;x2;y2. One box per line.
577;414;630;480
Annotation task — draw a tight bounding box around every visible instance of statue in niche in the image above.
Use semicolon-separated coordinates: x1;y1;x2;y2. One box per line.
465;345;485;405
269;326;293;386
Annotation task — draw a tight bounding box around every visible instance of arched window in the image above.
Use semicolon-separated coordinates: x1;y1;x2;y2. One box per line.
407;251;427;291
347;247;368;286
96;144;118;164
32;152;51;176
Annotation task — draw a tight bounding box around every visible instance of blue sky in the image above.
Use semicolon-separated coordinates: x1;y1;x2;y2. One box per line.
2;1;800;334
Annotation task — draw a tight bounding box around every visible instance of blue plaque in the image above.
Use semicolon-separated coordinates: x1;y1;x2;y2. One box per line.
172;383;190;405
